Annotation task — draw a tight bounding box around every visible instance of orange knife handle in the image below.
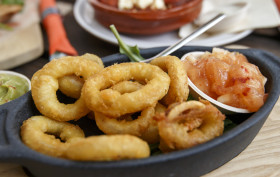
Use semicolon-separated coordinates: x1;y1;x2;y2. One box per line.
40;0;78;56
275;0;280;12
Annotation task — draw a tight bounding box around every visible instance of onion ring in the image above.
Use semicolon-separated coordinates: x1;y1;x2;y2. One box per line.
65;134;150;161
82;53;105;68
31;55;103;121
150;56;189;106
58;75;84;99
110;80;144;94
155;100;225;152
82;62;170;118
58;53;104;99
95;104;164;144
21;116;85;158
140;103;166;143
95;81;164;143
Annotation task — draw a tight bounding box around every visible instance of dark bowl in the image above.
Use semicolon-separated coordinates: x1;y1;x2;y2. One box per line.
88;0;202;35
0;46;279;177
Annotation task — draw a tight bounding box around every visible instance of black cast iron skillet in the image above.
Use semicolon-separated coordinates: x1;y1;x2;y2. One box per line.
0;46;280;177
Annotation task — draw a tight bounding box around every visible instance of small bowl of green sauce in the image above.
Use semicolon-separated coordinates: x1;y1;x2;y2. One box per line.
0;70;31;105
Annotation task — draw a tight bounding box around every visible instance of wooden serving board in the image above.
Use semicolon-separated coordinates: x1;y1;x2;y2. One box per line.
0;22;44;70
0;96;279;177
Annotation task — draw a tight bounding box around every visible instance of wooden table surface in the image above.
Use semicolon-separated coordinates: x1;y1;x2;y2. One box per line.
1;0;280;176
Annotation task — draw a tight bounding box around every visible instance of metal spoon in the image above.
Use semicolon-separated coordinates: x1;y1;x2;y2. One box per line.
140;13;226;63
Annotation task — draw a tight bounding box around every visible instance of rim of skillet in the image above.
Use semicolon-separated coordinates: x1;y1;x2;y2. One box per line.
1;46;280;169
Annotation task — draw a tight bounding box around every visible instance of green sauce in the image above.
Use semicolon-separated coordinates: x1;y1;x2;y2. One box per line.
0;74;29;105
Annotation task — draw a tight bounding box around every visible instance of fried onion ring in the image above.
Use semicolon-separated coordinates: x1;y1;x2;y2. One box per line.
58;75;84;99
139;102;166;143
150;56;189;106
110;80;144;93
82;62;170;118
95;104;165;144
21;116;85;158
155;100;225;152
83;53;104;68
31;55;103;121
65;134;150;161
95;81;163;143
95;107;161;144
58;53;104;99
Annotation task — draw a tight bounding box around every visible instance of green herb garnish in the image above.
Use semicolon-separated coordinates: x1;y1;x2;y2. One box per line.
224;118;237;133
0;0;24;5
187;94;195;101
110;24;145;62
149;143;162;155
0;23;12;30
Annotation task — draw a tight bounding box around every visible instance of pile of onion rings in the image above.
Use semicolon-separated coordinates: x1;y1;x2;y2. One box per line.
22;53;226;161
21;116;150;161
94;81;165;144
82;62;170;117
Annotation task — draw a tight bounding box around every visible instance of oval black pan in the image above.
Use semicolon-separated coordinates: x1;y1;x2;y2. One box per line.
0;46;279;177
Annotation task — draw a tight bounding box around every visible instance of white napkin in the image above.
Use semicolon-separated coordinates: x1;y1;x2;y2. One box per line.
179;0;280;38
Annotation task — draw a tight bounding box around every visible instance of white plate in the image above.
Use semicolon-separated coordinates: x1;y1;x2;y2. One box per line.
73;0;252;48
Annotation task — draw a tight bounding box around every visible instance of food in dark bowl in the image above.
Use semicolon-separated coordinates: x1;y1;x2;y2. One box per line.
0;46;279;177
0;70;31;105
88;0;203;35
181;48;267;113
